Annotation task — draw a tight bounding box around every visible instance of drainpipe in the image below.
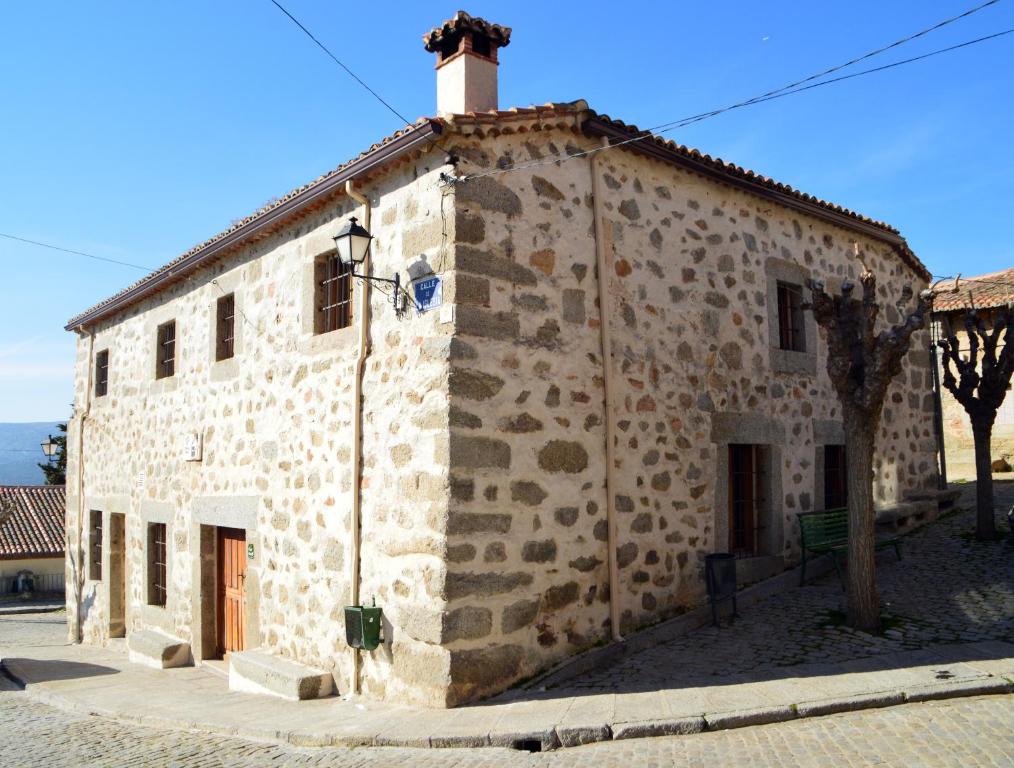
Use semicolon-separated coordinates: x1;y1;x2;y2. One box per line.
73;326;95;644
590;137;623;643
345;179;371;694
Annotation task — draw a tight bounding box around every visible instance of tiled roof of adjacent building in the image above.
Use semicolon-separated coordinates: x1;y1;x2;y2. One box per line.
66;101;929;329
0;485;66;559
931;268;1014;313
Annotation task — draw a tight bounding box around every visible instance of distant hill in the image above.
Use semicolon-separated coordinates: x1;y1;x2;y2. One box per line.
0;422;64;485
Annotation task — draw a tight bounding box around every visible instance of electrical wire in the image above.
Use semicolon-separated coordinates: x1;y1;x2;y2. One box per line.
0;232;155;273
266;0;449;156
460;23;1014;181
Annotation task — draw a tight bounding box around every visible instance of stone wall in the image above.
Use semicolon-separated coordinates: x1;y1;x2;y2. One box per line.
440;124;937;700
63;118;939;708
65;153;459;707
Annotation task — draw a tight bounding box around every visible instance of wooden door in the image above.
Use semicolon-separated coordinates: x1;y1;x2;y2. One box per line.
729;444;762;556
216;527;246;656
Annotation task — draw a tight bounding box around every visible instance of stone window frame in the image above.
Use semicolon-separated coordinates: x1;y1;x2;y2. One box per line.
155;320;177;380
766;257;816;376
207;271;244;382
300;248;357;357
812;419;846;513
138;502;173;629
146;522;168;607
94;349;109;398
710;412;785;562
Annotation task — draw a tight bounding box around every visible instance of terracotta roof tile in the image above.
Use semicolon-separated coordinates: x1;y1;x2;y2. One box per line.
66;100;930;329
0;485;66;559
932;268;1014;312
423;11;511;52
65;118;440;329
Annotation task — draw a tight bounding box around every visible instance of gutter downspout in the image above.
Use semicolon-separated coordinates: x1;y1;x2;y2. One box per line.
74;327;94;644
590;137;623;642
346;179;371;694
929;328;948;489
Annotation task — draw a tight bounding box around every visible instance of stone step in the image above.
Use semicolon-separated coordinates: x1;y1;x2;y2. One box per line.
228;650;333;701
127;629;191;669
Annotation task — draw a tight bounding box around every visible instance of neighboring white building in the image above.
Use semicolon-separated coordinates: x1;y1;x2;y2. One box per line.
0;485;66;595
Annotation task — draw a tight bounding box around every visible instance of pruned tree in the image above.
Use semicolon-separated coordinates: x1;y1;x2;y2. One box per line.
936;306;1014;540
808;266;932;632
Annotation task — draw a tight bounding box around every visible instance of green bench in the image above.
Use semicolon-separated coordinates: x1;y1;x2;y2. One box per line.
797;507;901;587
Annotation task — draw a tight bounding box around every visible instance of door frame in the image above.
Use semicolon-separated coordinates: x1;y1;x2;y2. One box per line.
189;497;259;663
215;526;247;657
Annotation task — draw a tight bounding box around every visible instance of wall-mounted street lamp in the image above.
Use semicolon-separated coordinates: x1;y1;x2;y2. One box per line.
40;435;58;464
333;217;407;312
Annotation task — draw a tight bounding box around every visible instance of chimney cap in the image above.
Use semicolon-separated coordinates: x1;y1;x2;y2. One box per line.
423;11;511;53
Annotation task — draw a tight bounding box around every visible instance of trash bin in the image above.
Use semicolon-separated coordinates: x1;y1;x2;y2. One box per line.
705;553;738;626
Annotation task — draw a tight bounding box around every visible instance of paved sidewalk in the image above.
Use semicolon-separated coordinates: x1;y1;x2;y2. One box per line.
1;492;1011;752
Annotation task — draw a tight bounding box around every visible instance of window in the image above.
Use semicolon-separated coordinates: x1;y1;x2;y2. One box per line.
89;510;102;580
728;444;767;557
315;253;353;334
777;281;805;352
147;523;167;607
215;294;236;361
156;321;176;379
824;445;848;509
95;349;109;397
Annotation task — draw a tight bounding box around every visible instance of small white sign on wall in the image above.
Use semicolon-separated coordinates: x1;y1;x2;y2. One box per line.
136;471;146;489
183;432;203;462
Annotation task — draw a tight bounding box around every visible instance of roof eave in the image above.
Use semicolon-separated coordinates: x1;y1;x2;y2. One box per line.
65;121;444;331
581;117;931;282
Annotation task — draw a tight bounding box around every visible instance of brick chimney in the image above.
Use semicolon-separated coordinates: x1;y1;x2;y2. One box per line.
423;11;511;116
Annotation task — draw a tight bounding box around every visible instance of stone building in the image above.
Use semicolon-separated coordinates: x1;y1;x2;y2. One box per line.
64;12;940;707
932;269;1014;480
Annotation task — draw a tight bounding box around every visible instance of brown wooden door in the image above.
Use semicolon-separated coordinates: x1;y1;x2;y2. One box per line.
217;527;246;656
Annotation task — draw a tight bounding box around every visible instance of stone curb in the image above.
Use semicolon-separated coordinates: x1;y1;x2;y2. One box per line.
3;658;1012;752
0;604;65;616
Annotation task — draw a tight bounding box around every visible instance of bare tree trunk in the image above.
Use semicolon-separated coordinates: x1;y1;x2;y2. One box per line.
844;411;880;633
971;419;997;540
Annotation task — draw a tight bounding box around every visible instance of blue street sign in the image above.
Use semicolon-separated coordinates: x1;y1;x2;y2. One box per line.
413;275;443;313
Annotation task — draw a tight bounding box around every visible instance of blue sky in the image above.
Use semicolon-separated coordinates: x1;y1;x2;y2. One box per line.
1;1;1012;422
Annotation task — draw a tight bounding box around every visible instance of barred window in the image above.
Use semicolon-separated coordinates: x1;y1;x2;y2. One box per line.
315;254;353;334
147;523;167;607
89;510;103;581
776;281;805;352
156;321;176;379
95;349;109;397
216;294;236;361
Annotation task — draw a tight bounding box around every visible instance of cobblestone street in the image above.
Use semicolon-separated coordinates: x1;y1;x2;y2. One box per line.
1;672;1011;767
549;489;1013;692
1;486;1011;765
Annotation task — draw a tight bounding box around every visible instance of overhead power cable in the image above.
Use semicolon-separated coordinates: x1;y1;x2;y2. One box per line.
266;0;449;155
461;21;1013;181
0;232;154;273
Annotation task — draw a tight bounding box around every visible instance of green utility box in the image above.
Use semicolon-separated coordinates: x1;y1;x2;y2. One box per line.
344;605;383;651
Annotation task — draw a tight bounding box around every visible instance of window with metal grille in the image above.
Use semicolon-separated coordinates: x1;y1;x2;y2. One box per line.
824;444;848;509
89;510;102;580
147;523;167;607
215;294;236;361
156;321;176;379
776;281;805;352
315;254;353;334
95;349;109;397
728;444;767;557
